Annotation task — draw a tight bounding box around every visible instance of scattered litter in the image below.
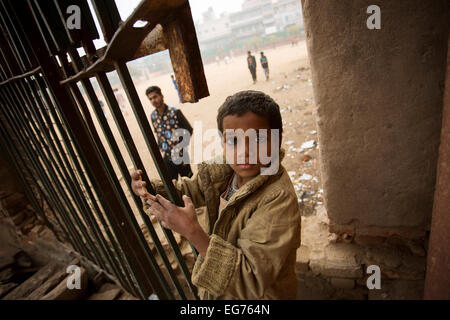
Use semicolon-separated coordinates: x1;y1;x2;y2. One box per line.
299;173;313;181
280;108;286;113
312;177;319;182
285;140;294;145
310;130;317;135
301;140;317;149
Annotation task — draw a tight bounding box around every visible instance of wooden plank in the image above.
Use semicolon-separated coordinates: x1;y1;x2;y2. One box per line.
3;262;58;300
40;267;88;300
164;2;209;103
88;283;122;300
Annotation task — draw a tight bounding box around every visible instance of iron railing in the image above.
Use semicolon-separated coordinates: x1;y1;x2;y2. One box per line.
0;0;209;300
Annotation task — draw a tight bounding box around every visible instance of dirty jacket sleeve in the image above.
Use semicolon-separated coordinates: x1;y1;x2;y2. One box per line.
191;189;301;299
141;172;206;212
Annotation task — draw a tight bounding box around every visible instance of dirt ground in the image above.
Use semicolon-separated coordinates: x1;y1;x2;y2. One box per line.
87;40;322;220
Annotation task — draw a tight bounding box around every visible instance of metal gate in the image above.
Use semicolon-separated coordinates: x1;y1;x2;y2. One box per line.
0;0;209;300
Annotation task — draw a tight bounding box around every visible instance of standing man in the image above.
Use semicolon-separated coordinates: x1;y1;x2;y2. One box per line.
146;86;193;180
170;74;182;103
260;52;269;81
247;51;257;84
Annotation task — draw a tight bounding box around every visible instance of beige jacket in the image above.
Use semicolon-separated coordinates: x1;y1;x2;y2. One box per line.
146;155;301;300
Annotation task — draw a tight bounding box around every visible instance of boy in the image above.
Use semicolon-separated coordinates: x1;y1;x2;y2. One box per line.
132;91;301;299
247;51;257;84
146;85;193;180
260;52;270;81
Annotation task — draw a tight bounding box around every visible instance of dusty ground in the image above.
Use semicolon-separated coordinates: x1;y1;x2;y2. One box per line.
87;41;323;218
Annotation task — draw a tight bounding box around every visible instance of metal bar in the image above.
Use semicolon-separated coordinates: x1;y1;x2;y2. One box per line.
7;79;103;266
0;113;68;244
2;81;99;263
20;76;117;273
63;45;171;298
95;71;188;299
68;77;172;299
15;0;160;299
30;74;135;294
0;87;86;256
33;73;139;296
115;60;199;299
0;66;40;87
90;0;121;43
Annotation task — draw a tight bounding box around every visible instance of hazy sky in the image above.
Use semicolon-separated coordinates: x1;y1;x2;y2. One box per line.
87;0;245;48
114;0;245;22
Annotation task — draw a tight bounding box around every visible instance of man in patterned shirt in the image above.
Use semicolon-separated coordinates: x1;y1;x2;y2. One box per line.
145;86;193;180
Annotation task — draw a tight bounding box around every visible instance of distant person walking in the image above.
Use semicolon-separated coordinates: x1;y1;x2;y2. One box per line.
247;51;257;84
171;74;182;103
146;86;193;180
260;52;269;81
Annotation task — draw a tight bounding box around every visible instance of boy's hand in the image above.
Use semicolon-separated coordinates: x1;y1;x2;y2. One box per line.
131;170;152;199
147;194;210;257
146;194;198;239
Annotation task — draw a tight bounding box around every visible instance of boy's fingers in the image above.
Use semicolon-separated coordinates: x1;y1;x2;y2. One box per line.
131;170;141;180
155;194;173;209
147;199;165;216
182;195;194;209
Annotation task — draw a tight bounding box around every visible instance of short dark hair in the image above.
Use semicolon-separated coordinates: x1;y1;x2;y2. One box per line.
145;86;162;96
217;90;283;138
247;51;251;54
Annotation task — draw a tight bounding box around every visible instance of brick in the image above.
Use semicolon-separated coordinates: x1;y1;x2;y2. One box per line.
364;246;402;269
354;235;386;246
296;246;310;274
310;243;363;278
330;278;355;290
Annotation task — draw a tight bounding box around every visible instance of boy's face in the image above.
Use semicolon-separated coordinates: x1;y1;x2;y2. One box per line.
222;111;276;181
147;92;164;109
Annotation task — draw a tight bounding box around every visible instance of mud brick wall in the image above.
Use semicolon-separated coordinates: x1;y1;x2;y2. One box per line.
302;0;450;238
